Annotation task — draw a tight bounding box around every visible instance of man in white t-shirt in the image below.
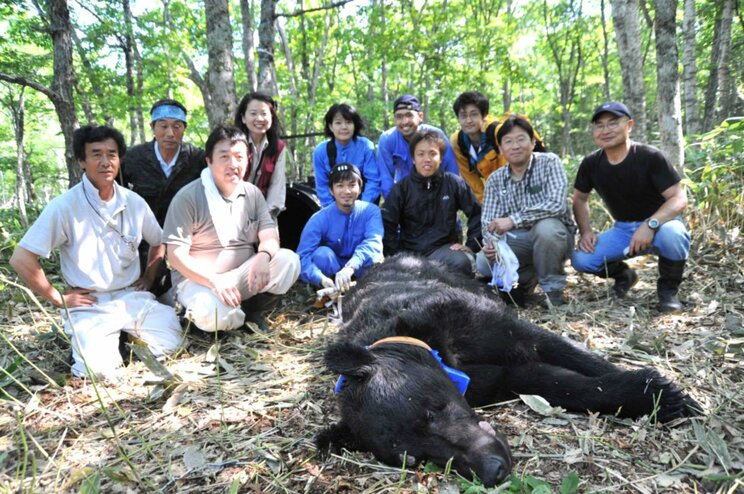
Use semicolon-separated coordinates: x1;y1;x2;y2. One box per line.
10;125;183;379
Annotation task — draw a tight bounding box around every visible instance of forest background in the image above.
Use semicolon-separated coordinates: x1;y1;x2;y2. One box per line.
0;0;742;219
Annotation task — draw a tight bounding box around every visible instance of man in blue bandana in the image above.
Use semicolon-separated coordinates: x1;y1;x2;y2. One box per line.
120;99;206;297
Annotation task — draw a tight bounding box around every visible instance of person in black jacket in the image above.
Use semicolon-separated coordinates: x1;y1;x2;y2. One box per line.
382;131;481;276
120;99;206;297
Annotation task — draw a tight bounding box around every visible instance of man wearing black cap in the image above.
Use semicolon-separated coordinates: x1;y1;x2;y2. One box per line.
377;94;459;198
296;163;383;293
571;102;690;313
121;99;207;296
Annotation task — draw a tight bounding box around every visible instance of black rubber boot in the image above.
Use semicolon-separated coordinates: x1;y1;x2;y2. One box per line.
241;293;281;332
657;257;685;313
594;261;638;298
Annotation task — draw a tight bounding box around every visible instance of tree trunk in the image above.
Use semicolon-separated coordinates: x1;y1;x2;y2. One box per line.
133;42;146;143
240;0;258;92
701;1;732;131
502;78;511;113
654;0;684;171
257;0;278;95
714;0;734;125
600;0;612;100
122;0;138;144
47;0;80;185
610;0;647;141
10;89;29;227
204;0;237;126
681;0;699;135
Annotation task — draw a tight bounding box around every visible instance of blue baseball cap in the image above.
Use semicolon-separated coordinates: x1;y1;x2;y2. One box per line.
591;102;632;122
393;94;422;112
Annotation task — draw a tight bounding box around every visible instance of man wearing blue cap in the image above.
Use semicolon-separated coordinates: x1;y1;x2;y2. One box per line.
121;99;207;296
571;102;690;313
377;94;459;198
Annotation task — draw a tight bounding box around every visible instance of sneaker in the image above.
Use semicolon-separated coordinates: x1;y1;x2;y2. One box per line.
613;268;639;298
545;290;566;307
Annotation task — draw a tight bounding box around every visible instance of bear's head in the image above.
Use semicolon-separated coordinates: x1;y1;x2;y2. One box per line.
317;340;512;486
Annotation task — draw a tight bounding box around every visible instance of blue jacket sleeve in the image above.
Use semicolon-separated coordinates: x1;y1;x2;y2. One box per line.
347;205;384;272
360;139;381;203
442;140;460;176
312;142;334;207
296;212;326;286
377;133;395;198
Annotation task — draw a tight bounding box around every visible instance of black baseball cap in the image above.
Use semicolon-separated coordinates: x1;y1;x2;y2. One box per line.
591;102;632;122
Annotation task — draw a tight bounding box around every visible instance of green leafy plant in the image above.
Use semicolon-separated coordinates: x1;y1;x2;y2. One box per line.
685;118;744;240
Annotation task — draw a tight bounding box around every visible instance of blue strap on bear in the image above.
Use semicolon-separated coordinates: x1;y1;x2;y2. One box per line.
334;346;470;395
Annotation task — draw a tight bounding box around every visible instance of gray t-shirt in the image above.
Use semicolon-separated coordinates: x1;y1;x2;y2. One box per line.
163;179;275;281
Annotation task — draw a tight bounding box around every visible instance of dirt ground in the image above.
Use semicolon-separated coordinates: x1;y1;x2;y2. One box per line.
0;240;742;493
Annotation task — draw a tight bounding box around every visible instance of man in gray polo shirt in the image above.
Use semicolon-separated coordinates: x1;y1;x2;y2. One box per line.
163;126;300;332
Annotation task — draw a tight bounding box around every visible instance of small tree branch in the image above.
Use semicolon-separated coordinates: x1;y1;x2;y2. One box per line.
0;72;58;101
275;0;353;18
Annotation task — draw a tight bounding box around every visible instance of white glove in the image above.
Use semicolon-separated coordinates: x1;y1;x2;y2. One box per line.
320;276;335;289
335;267;355;293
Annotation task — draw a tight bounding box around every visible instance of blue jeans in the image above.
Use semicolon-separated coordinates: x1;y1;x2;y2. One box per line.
571;218;690;274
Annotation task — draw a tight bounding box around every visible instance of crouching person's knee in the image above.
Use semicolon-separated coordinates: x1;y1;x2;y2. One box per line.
184;291;245;332
267;249;301;295
571;250;602;274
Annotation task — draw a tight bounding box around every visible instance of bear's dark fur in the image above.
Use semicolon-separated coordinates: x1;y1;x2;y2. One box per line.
317;254;700;486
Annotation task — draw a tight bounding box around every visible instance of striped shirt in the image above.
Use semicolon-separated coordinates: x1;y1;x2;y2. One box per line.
481;152;574;236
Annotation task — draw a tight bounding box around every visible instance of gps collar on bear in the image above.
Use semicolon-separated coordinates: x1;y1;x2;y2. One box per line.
334;336;471;395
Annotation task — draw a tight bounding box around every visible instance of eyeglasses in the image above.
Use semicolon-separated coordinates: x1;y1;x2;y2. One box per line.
457;112;482;122
592;118;626;132
500;136;531;148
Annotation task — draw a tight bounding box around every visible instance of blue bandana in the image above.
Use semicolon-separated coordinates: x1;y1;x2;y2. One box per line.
151;104;187;123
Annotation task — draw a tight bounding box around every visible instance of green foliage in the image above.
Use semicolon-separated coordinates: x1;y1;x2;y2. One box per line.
684;118;744;237
500;471;580;494
0;0;742;193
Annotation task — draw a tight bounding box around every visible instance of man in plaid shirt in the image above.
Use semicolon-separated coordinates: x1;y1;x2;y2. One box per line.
475;116;574;306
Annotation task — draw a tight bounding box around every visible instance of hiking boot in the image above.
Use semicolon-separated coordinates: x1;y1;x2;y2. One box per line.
594;261;637;298
244;312;270;332
545;290;566;307
657;258;685;313
241;293;281;332
612;267;639;298
499;281;536;308
499;287;525;307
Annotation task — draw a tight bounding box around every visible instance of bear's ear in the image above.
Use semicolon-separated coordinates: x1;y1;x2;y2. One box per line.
324;342;376;376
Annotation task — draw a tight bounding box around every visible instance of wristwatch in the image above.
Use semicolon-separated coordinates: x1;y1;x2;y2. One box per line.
646;218;660;230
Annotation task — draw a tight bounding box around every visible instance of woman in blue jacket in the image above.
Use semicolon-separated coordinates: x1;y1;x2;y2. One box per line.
313;103;381;206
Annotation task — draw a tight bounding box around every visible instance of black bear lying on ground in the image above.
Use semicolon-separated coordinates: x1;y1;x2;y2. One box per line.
316;254;701;486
